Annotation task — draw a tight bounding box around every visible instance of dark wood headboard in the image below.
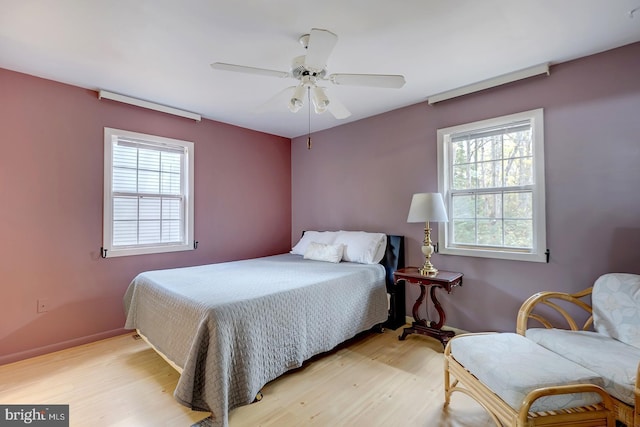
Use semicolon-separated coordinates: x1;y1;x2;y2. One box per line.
380;234;405;289
381;235;406;330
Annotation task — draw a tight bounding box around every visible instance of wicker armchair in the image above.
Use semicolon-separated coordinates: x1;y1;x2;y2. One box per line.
517;284;640;427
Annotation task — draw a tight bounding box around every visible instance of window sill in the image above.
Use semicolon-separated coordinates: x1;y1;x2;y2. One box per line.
439;246;547;263
102;244;193;258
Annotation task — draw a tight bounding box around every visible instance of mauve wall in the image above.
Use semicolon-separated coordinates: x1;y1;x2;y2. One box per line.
0;68;291;365
292;42;640;333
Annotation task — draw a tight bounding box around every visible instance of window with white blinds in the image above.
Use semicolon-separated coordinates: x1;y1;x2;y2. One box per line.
103;128;194;257
436;109;546;262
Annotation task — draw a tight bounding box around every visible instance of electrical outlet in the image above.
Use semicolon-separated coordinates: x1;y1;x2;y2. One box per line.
37;298;49;313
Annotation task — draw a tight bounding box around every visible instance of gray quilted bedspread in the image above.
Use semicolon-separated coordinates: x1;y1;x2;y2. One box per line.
123;254;387;427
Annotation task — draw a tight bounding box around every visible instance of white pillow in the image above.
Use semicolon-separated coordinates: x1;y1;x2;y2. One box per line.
303;242;345;263
334;231;387;264
291;231;339;255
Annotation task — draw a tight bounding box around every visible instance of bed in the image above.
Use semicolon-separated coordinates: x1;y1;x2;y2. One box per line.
123;232;404;427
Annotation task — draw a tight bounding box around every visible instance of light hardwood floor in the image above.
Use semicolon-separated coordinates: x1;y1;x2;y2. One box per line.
0;328;493;427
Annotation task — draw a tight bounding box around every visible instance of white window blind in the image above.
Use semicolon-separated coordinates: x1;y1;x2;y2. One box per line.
437;109;546;262
103;128;194;257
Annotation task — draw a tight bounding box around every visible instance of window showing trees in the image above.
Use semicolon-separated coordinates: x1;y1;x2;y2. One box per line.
437;109;546;262
103;128;194;257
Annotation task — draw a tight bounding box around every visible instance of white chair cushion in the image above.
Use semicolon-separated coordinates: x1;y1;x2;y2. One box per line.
450;333;604;412
592;273;640;349
526;328;640;405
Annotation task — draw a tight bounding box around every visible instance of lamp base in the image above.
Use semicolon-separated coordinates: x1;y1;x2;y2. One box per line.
419;261;438;277
419;222;439;276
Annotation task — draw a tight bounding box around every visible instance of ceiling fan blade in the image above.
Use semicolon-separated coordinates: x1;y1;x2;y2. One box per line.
304;28;338;72
211;62;290;78
323;89;351;119
329;73;406;88
254;86;296;114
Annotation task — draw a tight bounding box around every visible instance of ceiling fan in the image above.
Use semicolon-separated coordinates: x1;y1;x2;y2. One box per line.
211;28;406;120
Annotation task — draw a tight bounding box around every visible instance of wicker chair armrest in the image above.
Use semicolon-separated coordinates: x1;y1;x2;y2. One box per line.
516;288;593;335
518;383;613;425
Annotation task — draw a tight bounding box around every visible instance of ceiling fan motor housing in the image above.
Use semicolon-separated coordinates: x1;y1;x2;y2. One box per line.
291;55;326;80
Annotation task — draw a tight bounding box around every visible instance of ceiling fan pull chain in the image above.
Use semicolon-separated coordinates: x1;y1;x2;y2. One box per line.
307;86;312;150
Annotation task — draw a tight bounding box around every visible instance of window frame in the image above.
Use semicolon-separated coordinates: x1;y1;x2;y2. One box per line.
436;108;546;262
103;127;195;258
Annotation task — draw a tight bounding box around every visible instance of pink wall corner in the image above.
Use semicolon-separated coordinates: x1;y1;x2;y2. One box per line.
0;68;291;364
292;42;640;333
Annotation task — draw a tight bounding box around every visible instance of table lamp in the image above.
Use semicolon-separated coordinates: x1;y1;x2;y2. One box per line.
407;192;448;276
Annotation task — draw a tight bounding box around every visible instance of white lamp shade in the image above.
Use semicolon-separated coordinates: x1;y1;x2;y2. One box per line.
407;193;448;223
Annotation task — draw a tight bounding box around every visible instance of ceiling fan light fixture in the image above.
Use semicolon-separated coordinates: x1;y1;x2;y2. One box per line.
288;84;306;112
288;98;303;113
312;101;327;114
311;86;330;113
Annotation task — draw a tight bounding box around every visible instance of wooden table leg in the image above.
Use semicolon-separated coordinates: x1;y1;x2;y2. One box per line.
400;284;454;347
399;284;426;340
393;269;463;348
429;285;446;329
412;284;427;324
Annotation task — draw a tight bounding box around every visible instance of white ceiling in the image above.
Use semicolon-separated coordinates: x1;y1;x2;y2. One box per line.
1;1;640;138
